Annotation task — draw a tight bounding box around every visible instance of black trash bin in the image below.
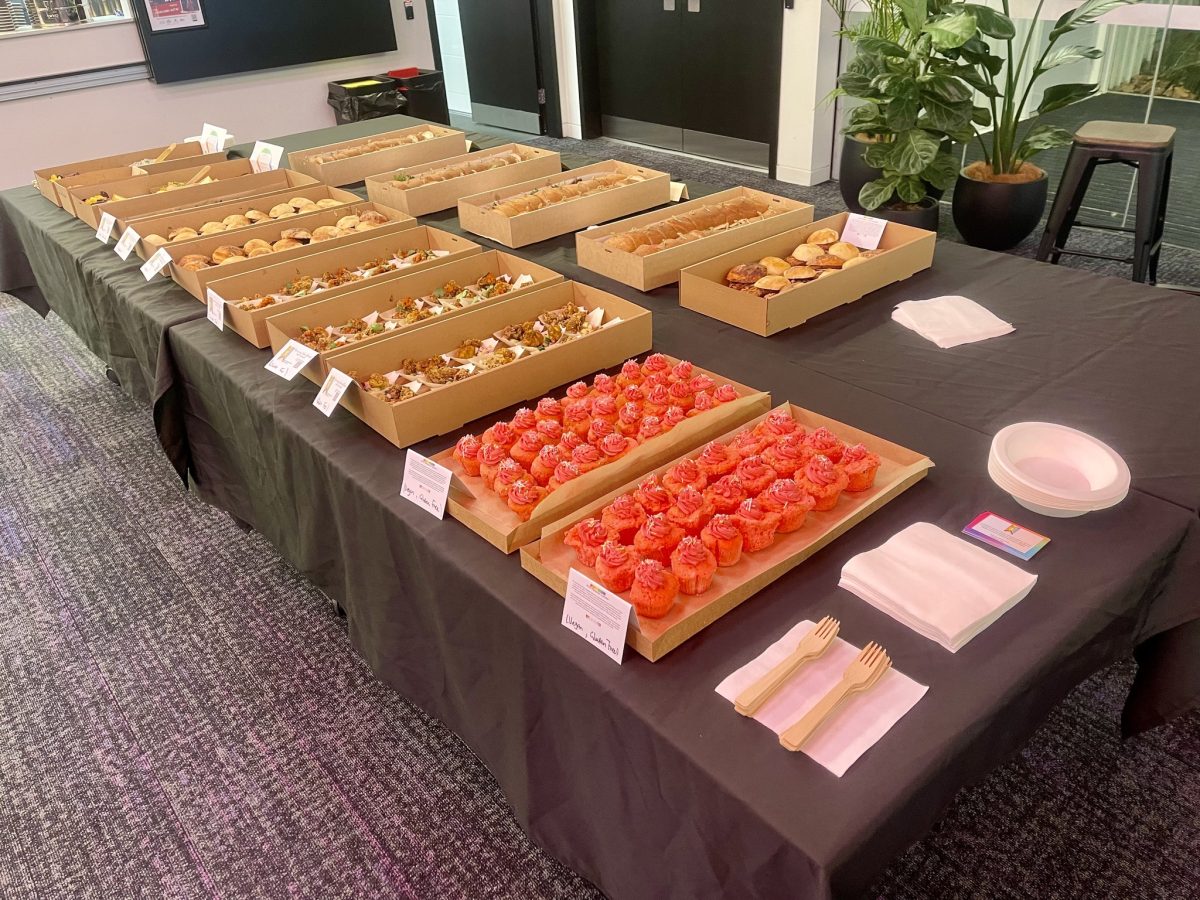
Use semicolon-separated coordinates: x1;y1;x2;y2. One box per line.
327;76;406;125
386;68;451;126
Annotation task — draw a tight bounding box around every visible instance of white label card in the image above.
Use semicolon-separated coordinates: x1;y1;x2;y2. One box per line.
206;288;225;330
140;247;172;281
114;227;140;260
200;123;229;154
313;368;353;417
669;181;690;202
400;449;453;519
562;569;638;665
264;340;318;380
841;213;888;250
95;212;116;243
249;141;285;173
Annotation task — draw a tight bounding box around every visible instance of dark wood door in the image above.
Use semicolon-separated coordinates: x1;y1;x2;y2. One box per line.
595;0;686;151
459;0;544;134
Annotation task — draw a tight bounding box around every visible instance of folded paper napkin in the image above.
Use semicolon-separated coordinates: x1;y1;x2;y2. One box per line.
840;522;1037;652
716;621;928;777
892;295;1014;348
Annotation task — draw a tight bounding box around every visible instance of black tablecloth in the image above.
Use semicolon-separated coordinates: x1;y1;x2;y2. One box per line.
5;119;1200;897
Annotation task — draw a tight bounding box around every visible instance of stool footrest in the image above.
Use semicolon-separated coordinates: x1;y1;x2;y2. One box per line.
1053;247;1134;265
1073;220;1136;235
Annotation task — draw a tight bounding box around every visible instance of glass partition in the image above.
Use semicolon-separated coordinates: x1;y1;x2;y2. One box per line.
0;1;132;34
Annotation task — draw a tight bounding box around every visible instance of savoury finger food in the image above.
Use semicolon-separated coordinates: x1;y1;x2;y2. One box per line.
487;171;645;218
601;195;782;257
721;230;887;299
392;148;538;189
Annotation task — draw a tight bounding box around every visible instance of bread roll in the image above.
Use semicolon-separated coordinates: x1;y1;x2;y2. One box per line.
169;228;199;242
144;234;168;248
311;226;343;242
280;228;312;242
211;245;245;263
273;238;303;251
726;263;767;284
223;214;251;228
245;209;269;223
336;216;361;231
199;222;226;236
269;204;294;218
840;256;869;269
178;254;211;271
243;239;272;253
288;197;312;210
806;228;839;248
811;254;844;269
358;210;389;226
219;256;244;265
759;257;790;276
316;198;343;209
754;275;790;291
784;266;818;281
247;247;273;258
789;244;824;264
828;241;860;261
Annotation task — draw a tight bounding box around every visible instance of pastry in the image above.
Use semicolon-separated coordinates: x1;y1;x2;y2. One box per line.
839;443;881;491
700;514;743;567
211;245;245;264
667;486;714;536
754;409;800;443
730;430;770;459
595;541;638;593
548;460;582;491
601;494;646;544
288;197;312;210
616;360;644;389
477;442;507;488
634;514;684;565
530;445;562;486
493;459;526;500
733;497;782;552
535;419;562;446
789;244;825;264
177;254;211;271
806;426;846;463
662;458;707;496
761;433;814;479
506;479;546;522
199;221;226;236
247;247;273;258
704;474;747;516
245;209;269;223
670;537;718;596
565;517;616;567
760;256;790;276
305;130;442;165
754;275;790;292
269;203;294;218
453;434;482;476
603;195;778;255
280;228;312;242
272;238;303;252
811;254;844;270
828;241;861;261
734;455;777;496
759;479;816;533
535;397;564;423
637;415;664;443
784;266;818;281
168;227;198;242
311;226;344;242
633;475;672;516
641;354;671;377
795;454;849;511
806;228;839;248
483;420;518;451
725;263;766;284
316;198;343;209
616;401;644;437
336;216;361;231
243;238;272;253
696;441;738;479
629;560;679;619
563;403;591;438
510;430;544;470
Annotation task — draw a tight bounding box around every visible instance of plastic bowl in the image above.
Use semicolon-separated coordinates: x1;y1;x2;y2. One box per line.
991;423;1129;504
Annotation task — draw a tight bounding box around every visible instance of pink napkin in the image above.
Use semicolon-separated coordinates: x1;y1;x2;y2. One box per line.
716;620;927;776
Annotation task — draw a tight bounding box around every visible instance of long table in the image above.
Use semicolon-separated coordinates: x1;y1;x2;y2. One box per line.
3;123;1200;898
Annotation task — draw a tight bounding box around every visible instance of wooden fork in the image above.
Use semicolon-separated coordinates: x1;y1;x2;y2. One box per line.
184;165;212;186
779;641;891;752
735;616;839;717
153;143;177;164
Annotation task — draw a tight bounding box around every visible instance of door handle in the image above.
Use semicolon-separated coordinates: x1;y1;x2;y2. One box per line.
687;0;700;10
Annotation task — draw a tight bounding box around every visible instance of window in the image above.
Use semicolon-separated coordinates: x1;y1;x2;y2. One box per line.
0;0;134;34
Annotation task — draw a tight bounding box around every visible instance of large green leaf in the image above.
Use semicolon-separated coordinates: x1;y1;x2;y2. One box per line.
971;104;992;126
923;152;960;190
838;70;879;98
860;176;899;211
895;175;926;204
1016;123;1074;161
886;93;921;131
845;103;889;135
895;0;929;33
857;36;910;58
958;37;1004;76
937;62;999;97
1050;0;1134;41
919;73;974;132
863;144;892;168
963;4;1015;38
1037;81;1098;114
923;10;977;49
1039;44;1104;71
888;129;942;176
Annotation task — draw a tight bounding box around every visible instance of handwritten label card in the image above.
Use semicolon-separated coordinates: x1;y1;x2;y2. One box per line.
264;340;318;380
400;449;454;519
200;123;229;154
95;211;116;243
313;368;353;417
562;569;637;664
140;247;172;281
206;288;225;330
113;227;140;260
249;141;285;173
840;213;888;250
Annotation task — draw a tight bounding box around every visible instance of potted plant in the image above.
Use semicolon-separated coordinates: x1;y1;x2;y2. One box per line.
834;0;983;230
946;0;1135;250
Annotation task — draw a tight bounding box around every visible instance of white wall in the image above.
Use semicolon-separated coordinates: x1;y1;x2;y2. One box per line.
432;0;472;114
0;0;434;189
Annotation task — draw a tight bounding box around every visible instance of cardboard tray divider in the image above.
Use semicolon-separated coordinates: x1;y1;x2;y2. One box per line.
521;402;934;660
679;213;937;336
65;158;258;225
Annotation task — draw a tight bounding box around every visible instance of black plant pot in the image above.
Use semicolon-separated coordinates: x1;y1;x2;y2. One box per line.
952;171;1048;251
839;134;948;213
875;198;940;232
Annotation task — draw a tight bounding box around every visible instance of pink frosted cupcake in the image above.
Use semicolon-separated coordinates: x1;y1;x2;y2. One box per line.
453;434;482;477
562;402;592;439
643;383;671;418
806;426;846;464
670;360;694;384
633;475;673;516
688;391;716;418
557;431;584;454
482;420;517;452
697;441;738;479
548;460;582;491
601;493;646;544
536;397;563;424
840;443;881;492
662;406;686;431
667;486;715;536
510;407;538;436
587;417;615;446
590;372;618;400
510;429;544;470
591;394;619;427
634;514;685;566
640;353;671;378
667;379;695;412
761;433;815;480
795;454;849;511
670;536;718;595
691;374;716;394
753;409;800;445
732;497;782;552
713;384;738;404
565;517;616;567
535;419;562;446
622;383;645;405
704;474;747;516
564;381;591;411
571;443;604;474
734;455;777;496
759;478;816;533
507;479;546;521
700;514;743;567
530;445;562;486
599;433;634;464
616;359;645;390
630;560;679;619
636;415;664;443
595;541;637;593
493;459;527;500
662;457;708;497
616;401;644;437
478;442;507;489
729;429;771;460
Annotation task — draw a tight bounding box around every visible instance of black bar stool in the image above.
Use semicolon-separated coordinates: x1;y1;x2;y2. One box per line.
1035;120;1174;284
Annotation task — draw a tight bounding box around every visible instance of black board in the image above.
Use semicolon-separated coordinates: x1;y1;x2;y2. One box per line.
132;0;397;85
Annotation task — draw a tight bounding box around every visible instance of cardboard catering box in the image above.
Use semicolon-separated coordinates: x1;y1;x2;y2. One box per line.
457;160;672;249
34;140;218;207
576;187;815;291
124;184;366;258
159;203;418;300
66;158;261;226
265;249;567;385
206;226;481;348
46;150;229;211
107;170;320;236
365;143;563;217
522;402;933;661
679;213;937;336
334;281;653;454
288;123;469;186
432;358;772;553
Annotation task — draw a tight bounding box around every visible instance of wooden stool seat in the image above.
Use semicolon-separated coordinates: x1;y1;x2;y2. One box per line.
1075;120;1176;149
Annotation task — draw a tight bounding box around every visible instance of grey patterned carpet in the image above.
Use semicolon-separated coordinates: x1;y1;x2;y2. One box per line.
1;238;1199;895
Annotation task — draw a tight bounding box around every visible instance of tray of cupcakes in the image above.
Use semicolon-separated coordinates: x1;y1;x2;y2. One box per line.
432;353;771;553
679;213;936;337
521;403;933;661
